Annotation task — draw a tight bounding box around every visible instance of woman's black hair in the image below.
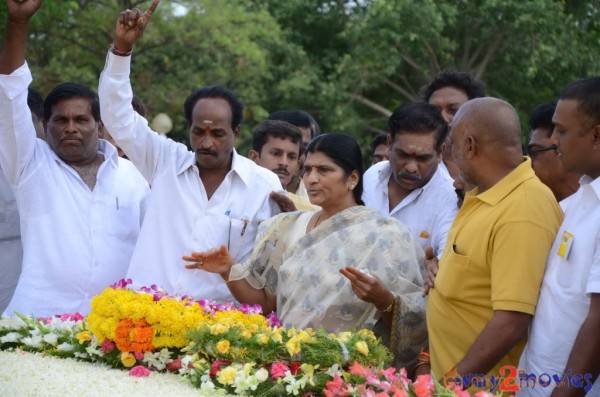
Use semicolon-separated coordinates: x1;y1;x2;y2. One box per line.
305;133;364;205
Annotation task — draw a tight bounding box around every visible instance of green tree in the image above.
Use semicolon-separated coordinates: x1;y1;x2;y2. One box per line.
330;0;600;141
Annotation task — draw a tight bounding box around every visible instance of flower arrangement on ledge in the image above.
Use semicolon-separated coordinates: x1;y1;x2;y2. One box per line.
0;280;506;397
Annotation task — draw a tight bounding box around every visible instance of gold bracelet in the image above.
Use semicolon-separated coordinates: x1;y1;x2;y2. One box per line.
379;296;395;313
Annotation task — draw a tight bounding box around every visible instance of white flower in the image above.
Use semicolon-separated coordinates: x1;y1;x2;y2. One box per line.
255;368;269;382
42;333;58;346
22;335;43;348
0;332;21;343
57;342;73;351
143;348;172;370
326;363;342;377
178;355;195;375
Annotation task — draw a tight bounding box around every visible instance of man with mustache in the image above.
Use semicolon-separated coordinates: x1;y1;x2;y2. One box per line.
248;120;317;211
362;102;457;257
0;0;149;317
98;0;282;302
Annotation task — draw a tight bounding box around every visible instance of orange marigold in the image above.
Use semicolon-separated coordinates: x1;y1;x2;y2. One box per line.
114;318;154;353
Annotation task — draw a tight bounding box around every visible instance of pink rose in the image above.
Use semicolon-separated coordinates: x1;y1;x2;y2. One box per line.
166;358;182;371
270;362;290;379
129;365;151;377
101;339;116;354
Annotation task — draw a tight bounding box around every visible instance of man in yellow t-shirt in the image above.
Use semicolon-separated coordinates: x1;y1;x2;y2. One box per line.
426;98;562;392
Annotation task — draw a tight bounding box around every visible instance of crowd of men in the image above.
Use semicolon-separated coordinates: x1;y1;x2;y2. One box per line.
0;1;598;396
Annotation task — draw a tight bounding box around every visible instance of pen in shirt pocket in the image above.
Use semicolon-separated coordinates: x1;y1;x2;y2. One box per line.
116;196;119;210
241;218;249;236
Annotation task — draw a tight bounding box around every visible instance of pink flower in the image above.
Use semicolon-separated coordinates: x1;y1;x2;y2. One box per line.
349;362;371;377
55;312;84;322
166;357;182;371
381;367;399;383
215;302;235;312
324;374;346;396
133;351;144;360
266;312;282;327
110;278;132;289
239;303;263;315
391;391;408;397
270;362;290;379
101;339;116;353
129;365;151;377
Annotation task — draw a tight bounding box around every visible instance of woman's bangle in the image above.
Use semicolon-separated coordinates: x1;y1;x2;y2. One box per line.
110;44;133;57
379;295;395;313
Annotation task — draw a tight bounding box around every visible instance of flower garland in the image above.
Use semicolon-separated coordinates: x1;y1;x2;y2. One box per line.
0;280;508;396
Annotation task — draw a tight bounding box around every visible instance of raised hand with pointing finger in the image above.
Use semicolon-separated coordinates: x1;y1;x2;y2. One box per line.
112;0;160;55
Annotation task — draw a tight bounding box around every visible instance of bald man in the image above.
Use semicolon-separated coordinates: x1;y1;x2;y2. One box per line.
426;98;562;391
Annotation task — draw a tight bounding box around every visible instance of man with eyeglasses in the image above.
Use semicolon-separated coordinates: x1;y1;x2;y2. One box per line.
527;101;581;208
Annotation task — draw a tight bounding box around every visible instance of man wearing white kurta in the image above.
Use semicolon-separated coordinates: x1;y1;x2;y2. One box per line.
517;78;600;397
362;103;457;258
0;172;22;314
99;7;282;302
0;2;149;317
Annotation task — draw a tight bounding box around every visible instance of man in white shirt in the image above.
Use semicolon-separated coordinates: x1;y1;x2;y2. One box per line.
0;87;44;314
0;1;150;317
99;2;282;302
362;102;457;257
526;101;581;211
517;78;600;397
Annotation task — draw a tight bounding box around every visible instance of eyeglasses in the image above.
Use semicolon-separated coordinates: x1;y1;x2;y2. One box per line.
527;144;557;159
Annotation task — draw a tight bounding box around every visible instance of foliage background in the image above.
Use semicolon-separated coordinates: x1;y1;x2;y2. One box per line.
1;0;599;158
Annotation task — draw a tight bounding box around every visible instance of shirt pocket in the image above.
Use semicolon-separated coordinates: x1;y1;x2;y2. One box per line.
227;218;253;261
100;197;140;241
436;247;470;301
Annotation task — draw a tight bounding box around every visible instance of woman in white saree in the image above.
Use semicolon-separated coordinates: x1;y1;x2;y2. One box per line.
185;134;427;372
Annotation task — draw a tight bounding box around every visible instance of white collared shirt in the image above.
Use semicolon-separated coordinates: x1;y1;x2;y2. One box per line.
0;169;22;313
99;52;282;302
0;63;150;317
517;175;600;397
362;161;457;257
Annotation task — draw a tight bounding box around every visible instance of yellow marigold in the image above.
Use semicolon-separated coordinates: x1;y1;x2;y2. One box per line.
216;340;230;354
355;341;369;356
287;327;297;337
121;351;136;367
240;329;252;340
210;323;229;335
76;331;91;344
217;366;238;385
